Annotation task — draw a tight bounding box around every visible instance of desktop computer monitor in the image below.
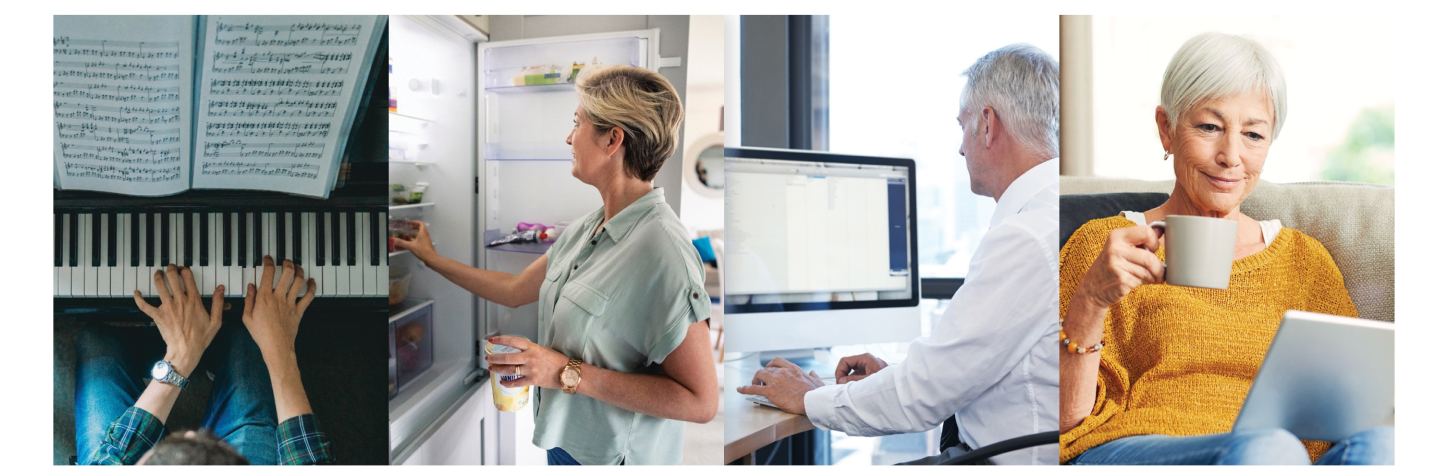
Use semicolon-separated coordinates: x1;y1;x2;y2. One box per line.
724;147;921;354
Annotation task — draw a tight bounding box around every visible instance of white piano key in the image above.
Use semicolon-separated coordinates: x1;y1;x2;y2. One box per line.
229;213;243;297
243;213;256;295
149;212;162;297
300;212;314;297
207;212;221;297
378;211;388;298
335;212;350;296
322;212;336;296
97;214;110;296
364;212;378;296
111;214;124;296
122;214;137;297
81;214;96;296
351;212;366;296
265;212;277;288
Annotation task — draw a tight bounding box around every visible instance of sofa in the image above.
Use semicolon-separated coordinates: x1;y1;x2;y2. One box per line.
1059;177;1395;322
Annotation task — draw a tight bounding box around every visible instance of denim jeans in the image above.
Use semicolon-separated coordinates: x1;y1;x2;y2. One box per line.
75;324;278;465
1070;427;1395;465
547;448;627;465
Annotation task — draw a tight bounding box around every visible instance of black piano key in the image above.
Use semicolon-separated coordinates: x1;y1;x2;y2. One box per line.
130;213;139;266
330;211;340;266
54;213;62;267
107;212;118;267
68;213;78;267
223;212;232;266
238;212;248;268
370;211;381;266
183;212;193;267
143;213;154;267
161;212;171;266
91;213;102;268
345;211;356;266
200;213;210;266
251;211;263;267
272;211;283;262
291;212;302;266
315;212;325;267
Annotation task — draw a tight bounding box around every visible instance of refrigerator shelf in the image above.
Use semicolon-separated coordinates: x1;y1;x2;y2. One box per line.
483;229;554;255
390;202;435;211
484;82;576;94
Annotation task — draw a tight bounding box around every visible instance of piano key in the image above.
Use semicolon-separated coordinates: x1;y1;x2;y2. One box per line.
160;212;171;266
237;211;248;268
242;213;256;294
141;213;153;267
91;212;102;268
54;213;62;267
346;210;357;267
292;211;302;268
58;213;71;296
228;213;243;296
207;212;220;295
182;211;192;267
83;214;98;296
68;213;78;267
334;212;349;295
370;211;381;266
251;211;263;268
351;212;366;295
322;212;336;295
200;213;210;267
265;212;277;287
330;211;340;266
97;214;110;294
222;211;232;266
315;210;326;267
276;210;287;263
130;211;140;267
299;212;313;297
371;211;386;297
111;214;125;295
149;213;162;296
107;213;117;267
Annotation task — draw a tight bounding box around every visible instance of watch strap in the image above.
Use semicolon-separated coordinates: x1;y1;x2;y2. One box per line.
156;361;189;389
562;358;582;394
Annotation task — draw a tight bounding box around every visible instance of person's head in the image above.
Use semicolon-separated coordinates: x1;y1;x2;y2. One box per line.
137;430;249;465
567;65;684;188
957;43;1059;199
1156;32;1286;217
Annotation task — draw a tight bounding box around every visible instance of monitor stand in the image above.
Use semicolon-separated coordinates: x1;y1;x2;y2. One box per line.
751;348;839;379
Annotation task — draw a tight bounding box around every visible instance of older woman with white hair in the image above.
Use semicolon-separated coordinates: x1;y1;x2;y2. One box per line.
1058;33;1393;465
393;65;716;465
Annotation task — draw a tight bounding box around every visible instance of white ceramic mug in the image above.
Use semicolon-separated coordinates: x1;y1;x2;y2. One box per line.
1150;215;1238;290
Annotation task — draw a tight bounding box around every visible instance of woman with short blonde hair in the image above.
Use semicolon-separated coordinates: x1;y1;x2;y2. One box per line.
394;65;716;465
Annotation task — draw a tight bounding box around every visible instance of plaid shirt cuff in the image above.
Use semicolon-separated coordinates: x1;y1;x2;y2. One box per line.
277;414;334;465
89;407;166;465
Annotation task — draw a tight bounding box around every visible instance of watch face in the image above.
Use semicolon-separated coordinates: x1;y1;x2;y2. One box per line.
151;361;169;380
562;369;580;386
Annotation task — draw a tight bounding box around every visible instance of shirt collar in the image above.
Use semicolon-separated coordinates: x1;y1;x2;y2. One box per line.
593;187;666;243
990;158;1059;228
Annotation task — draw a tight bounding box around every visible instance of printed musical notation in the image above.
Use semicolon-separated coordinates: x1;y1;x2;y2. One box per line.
202;140;326;159
54;102;182;124
212;49;352;76
204;122;331;138
59;143;183;165
54;38;180;60
56;122;182;145
54;82;183;103
200;161;320;179
206;99;337;118
207;79;343;97
64;162;182;182
213;21;362;47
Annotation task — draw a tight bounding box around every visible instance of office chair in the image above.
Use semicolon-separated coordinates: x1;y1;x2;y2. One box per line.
896;415;1059;465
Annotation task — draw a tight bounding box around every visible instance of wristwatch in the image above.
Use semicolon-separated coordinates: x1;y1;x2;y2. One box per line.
151;360;189;389
560;358;582;394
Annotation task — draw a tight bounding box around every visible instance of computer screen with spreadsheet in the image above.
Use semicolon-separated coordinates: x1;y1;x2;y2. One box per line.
724;147;918;315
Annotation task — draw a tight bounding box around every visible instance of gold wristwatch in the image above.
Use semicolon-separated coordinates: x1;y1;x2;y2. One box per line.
560;358;583;394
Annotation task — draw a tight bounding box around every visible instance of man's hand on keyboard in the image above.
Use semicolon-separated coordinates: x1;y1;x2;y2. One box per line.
133;264;223;377
736;357;827;416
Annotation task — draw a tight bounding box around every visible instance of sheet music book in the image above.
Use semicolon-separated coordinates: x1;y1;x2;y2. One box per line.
53;15;385;198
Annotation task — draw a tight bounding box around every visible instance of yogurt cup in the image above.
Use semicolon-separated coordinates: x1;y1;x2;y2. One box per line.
485;338;531;412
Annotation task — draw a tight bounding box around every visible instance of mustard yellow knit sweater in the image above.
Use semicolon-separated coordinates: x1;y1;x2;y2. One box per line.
1059;216;1357;464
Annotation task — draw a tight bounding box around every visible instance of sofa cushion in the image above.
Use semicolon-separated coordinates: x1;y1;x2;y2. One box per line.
1060;177;1394;321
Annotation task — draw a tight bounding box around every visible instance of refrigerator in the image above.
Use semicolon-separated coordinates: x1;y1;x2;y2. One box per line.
387;16;675;465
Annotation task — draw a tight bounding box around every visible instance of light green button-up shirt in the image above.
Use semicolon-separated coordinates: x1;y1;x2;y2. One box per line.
531;187;710;465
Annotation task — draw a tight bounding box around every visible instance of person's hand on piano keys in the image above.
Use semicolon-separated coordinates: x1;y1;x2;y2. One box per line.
131;264;224;378
242;256;317;364
390;220;437;264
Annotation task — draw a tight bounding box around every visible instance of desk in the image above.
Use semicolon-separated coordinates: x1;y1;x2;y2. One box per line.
722;361;817;464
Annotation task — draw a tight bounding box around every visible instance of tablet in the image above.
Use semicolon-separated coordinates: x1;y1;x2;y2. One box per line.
1232;310;1394;442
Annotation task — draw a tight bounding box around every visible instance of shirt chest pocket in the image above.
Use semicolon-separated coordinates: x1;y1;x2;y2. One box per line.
550;281;610;357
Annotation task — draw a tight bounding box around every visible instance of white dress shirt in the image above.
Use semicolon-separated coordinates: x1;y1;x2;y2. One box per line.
802;158;1060;465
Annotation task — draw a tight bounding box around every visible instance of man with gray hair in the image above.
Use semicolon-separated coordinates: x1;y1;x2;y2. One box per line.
737;44;1060;465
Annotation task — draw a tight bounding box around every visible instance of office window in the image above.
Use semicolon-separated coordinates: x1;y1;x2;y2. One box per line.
822;16;1059;278
1089;16;1394;185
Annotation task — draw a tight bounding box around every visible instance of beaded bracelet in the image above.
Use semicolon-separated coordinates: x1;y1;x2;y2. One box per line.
1059;318;1104;354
